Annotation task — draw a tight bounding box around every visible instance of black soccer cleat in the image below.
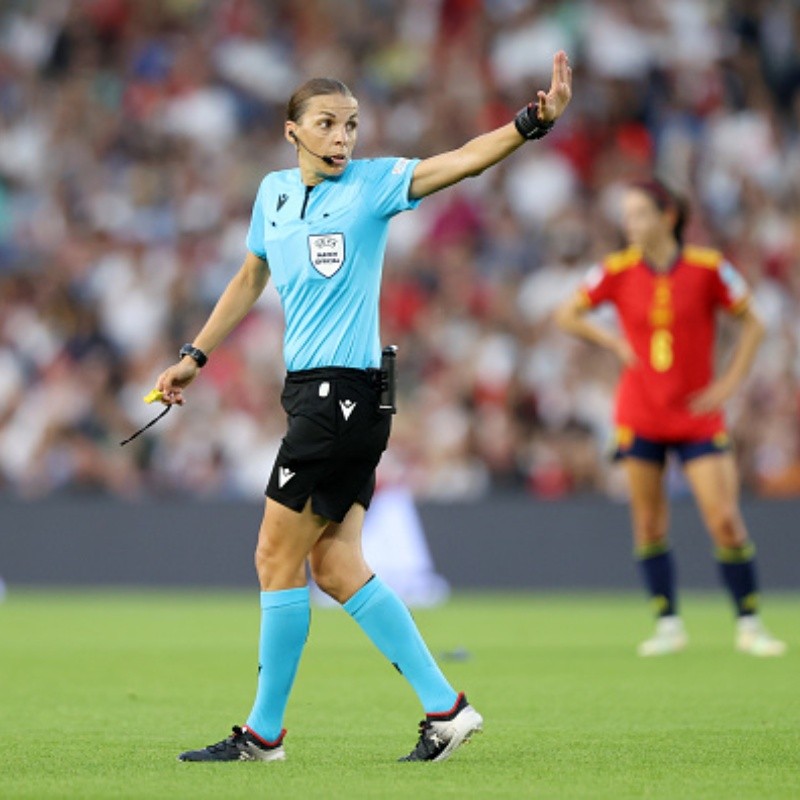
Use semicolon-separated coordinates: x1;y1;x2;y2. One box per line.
178;725;286;762
399;693;483;762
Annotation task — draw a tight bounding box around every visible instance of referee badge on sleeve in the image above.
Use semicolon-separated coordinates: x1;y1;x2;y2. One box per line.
308;233;345;277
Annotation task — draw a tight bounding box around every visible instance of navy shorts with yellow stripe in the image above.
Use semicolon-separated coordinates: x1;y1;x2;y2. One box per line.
612;427;731;466
266;367;391;523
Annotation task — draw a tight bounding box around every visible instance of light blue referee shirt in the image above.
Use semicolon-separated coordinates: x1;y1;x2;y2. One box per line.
246;157;421;371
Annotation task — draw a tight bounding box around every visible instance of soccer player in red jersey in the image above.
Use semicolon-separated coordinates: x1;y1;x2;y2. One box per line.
557;179;786;657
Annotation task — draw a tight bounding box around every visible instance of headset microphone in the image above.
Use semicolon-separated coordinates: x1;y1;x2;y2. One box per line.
290;131;336;166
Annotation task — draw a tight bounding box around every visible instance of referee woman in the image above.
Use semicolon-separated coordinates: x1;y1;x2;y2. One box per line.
157;52;572;763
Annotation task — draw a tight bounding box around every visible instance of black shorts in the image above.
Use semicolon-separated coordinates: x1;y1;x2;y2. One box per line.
266;367;392;523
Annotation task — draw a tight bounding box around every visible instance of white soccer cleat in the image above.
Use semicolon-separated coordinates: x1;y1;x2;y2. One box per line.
399;693;483;762
736;616;787;657
637;615;688;657
178;725;287;762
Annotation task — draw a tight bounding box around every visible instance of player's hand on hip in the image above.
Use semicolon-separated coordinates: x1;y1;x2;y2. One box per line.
535;50;573;123
689;380;734;414
155;361;198;405
612;338;637;367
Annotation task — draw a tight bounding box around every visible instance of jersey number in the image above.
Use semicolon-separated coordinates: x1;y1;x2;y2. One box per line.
650;329;674;372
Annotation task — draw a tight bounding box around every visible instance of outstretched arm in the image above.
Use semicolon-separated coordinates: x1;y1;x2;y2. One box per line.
408;51;572;200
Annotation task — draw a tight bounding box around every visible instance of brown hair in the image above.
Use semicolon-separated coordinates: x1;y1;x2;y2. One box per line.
630;179;690;243
286;78;354;122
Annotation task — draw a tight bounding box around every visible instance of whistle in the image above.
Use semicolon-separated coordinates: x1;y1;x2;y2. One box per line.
143;389;165;404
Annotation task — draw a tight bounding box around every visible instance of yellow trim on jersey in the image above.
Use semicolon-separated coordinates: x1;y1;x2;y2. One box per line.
649;308;674;327
682;245;723;270
603;247;642;274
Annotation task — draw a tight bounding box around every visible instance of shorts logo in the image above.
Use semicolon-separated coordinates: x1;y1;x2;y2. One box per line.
278;466;296;488
339;399;356;421
308;233;345;278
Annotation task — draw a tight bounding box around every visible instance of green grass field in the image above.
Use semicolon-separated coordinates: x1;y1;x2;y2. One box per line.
1;591;798;799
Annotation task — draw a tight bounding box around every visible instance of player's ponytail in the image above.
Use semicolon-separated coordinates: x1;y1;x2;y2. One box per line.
630;179;690;244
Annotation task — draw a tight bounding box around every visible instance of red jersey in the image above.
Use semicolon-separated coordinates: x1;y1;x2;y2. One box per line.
579;246;751;441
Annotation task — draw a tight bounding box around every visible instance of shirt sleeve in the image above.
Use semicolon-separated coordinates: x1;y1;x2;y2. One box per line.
715;261;751;314
578;263;615;308
246;178;268;260
365;157;422;218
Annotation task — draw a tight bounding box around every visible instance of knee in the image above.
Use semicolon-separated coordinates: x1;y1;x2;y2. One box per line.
254;538;275;578
309;553;372;604
254;539;306;589
632;511;667;545
309;561;347;604
704;505;746;547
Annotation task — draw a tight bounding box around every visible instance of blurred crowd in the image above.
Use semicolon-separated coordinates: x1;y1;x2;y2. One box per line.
0;0;799;502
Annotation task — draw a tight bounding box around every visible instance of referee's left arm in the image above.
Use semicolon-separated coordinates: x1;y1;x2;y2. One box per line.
409;123;527;200
409;50;572;200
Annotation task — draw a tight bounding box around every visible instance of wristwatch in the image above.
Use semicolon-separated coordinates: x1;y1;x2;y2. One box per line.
179;343;208;368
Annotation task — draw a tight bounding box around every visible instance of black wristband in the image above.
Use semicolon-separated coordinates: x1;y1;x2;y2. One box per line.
179;343;208;368
514;103;555;141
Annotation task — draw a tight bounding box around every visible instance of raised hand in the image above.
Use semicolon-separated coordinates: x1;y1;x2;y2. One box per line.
536;50;572;123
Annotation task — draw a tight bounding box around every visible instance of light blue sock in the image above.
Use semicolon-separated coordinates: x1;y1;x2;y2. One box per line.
343;576;458;714
245;586;310;742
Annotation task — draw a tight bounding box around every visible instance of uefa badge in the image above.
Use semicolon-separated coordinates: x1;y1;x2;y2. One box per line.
308;233;345;277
